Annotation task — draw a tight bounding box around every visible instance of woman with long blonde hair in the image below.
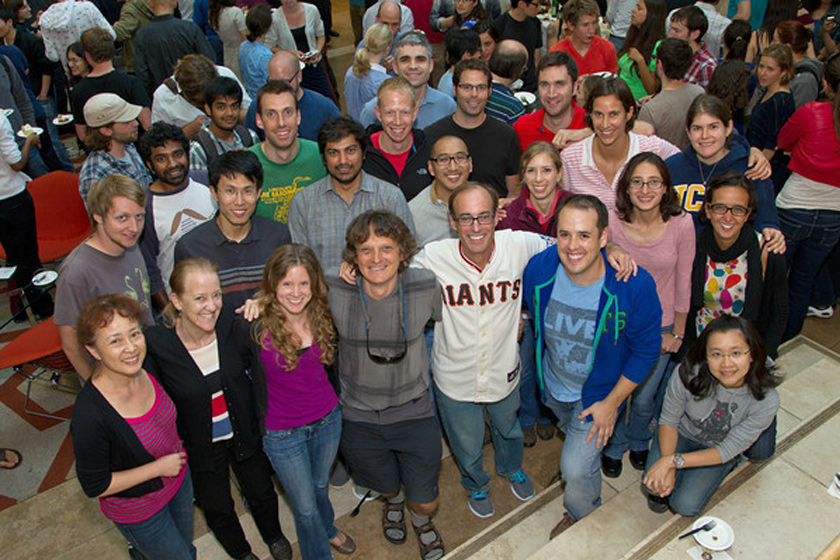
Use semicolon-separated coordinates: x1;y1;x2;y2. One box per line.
344;23;394;121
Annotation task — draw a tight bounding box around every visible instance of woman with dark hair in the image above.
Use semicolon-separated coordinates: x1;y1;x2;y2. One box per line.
239;5;275;99
722;19;752;62
617;0;667;99
66;42;90;87
600;152;695;478
775;54;840;340
745;0;798;64
71;295;195;560
209;0;247;80
643;315;779;516
473;20;500;63
144;258;292;560
707;61;752;134
686;171;788;359
746;43;797;193
453;0;489;30
249;244;355;560
775;20;823;108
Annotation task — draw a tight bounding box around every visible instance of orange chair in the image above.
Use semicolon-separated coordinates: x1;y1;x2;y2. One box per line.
0;318;78;420
0;171;92;263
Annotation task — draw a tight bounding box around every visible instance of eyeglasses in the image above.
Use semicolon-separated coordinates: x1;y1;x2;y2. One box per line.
360;279;408;365
457;83;489;93
708;203;750;217
628;178;664;190
430;152;470;166
454;212;494;227
707;349;750;362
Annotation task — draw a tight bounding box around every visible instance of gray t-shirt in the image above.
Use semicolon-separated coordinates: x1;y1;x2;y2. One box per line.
55;242;154;328
637;83;705;149
408;185;457;248
543;265;604;402
660;365;780;463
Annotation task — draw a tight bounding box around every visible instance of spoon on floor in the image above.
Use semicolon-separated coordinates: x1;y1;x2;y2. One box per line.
678;520;717;540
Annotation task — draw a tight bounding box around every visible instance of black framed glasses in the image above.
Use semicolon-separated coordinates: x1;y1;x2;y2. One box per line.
708;203;749;217
430;152;470;166
628;178;664;190
360;278;408;365
454;212;494;227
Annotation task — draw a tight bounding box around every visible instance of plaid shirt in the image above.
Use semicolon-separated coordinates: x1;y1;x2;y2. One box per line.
685;44;717;89
78;143;152;202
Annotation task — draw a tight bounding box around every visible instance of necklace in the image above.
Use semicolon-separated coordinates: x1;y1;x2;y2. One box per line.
697;155;722;187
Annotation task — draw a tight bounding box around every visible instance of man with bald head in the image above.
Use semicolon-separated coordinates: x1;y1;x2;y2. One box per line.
244;50;340;142
363;0;415;36
376;1;403;36
486;40;528;125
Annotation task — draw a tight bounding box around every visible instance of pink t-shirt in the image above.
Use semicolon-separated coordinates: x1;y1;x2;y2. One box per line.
607;210;695;327
100;374;186;524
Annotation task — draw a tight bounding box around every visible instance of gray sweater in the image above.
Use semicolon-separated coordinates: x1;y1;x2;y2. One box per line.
660;365;779;463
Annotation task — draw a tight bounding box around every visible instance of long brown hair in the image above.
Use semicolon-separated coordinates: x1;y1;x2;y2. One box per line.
254;244;335;370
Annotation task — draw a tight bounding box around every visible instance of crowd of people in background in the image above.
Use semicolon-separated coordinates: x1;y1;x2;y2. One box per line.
1;0;839;558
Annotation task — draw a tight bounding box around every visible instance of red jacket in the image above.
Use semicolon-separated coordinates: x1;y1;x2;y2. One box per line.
778;101;840;188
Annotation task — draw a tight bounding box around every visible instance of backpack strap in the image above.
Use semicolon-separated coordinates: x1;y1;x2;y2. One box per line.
194;128;219;167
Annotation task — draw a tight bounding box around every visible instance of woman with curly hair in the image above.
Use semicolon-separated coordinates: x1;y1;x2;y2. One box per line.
144;258;291;560
617;0;667;99
249;244;355;560
643;315;779;516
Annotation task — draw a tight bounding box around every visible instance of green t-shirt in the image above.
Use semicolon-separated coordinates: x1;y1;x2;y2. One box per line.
251;139;327;224
617;40;661;101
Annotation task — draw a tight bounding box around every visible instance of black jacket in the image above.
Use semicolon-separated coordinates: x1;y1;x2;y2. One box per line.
363;126;433;202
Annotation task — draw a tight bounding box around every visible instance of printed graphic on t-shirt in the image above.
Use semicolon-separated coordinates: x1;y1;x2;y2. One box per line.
690;399;737;443
544;298;597;393
259;177;312;223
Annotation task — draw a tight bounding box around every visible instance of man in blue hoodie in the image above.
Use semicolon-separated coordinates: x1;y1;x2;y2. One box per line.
522;194;662;538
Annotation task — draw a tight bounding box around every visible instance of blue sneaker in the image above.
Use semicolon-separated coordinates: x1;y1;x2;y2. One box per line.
509;469;535;501
467;489;495;518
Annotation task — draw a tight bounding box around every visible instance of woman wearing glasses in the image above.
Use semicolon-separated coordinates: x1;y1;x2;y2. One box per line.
665;94;785;255
687;171;788;360
599;153;695;479
328;210;445;560
247;244;354;560
643;315;779;515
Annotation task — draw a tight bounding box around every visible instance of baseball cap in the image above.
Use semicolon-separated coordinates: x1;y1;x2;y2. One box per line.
84;93;143;127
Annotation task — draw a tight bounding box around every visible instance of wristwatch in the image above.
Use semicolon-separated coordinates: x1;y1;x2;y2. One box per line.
673;453;685;469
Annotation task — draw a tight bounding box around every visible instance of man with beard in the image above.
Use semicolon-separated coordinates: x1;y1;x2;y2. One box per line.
249;80;326;224
289;116;414;269
78;93;152;202
138;122;217;310
190;76;260;172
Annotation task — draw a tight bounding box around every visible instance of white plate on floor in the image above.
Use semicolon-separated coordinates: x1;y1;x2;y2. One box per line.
693;516;734;551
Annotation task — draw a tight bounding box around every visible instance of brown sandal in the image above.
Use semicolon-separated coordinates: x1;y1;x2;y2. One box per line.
382;501;407;544
413;520;444;560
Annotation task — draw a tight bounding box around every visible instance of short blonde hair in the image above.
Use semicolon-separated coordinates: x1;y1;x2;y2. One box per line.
87;175;146;224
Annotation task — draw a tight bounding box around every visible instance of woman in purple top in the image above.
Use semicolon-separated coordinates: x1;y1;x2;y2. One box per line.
71;295;194;560
250;244;355;560
601;152;695;479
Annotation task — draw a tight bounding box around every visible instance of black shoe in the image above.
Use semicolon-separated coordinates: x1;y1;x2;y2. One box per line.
629;449;648;471
601;454;622;478
268;535;292;560
647;493;669;513
328;29;339;37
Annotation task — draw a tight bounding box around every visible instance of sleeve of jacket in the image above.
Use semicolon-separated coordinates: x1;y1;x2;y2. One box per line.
71;393;117;498
621;269;663;385
113;3;141;42
776;102;810;152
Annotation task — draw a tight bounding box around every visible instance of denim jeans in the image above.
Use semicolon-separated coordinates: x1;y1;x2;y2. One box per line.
115;472;196;560
779;207;840;341
434;385;523;494
644;417;777;516
37;98;73;171
263;405;341;560
518;317;554;429
543;395;602;520
604;331;672;459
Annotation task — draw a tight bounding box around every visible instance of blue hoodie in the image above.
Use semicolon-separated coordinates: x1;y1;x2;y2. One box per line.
665;133;780;233
522;247;662;413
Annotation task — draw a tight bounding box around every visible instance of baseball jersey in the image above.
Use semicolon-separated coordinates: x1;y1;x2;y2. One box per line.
413;229;554;403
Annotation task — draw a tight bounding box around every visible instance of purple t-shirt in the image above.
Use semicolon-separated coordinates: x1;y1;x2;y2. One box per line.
261;337;338;431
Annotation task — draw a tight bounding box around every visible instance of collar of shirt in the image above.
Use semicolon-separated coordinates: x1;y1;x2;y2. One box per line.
580;130;641;170
210;214;262;246
325;170;376;195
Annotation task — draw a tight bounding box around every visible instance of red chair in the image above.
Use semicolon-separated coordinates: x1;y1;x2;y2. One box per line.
0;318;78;420
0;171;92;263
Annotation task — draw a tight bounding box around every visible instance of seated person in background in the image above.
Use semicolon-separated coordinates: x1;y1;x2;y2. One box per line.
668;5;717;88
190;76;260;172
513;51;587;152
637;37;705;148
550;0;618;76
485;39;527;126
644;315;779;516
238;4;274;100
408;134;469;246
79;93;152;202
345;23;395;121
175;150;291;310
244;50;340;142
152;54;251;138
138;122;216;309
436;27;481;99
363;77;433;202
71;27;151;143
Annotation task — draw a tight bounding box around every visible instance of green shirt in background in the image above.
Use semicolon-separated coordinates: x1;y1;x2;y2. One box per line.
250;139;326;224
617;40;661;101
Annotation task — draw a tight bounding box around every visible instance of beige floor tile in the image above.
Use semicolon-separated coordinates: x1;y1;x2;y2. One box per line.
781;412;840;487
775;340;831;382
776;357;840;419
647;460;840;560
776;407;801;437
53;527;128;560
468;496;567;560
